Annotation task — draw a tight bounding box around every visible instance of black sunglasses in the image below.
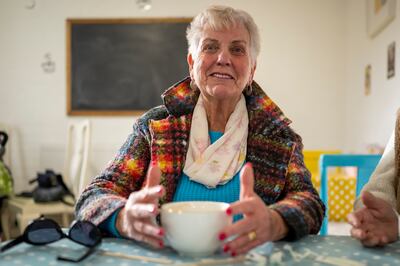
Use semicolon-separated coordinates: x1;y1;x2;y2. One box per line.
0;216;102;263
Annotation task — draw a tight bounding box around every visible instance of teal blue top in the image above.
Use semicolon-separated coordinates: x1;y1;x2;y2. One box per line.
99;131;241;237
172;131;240;203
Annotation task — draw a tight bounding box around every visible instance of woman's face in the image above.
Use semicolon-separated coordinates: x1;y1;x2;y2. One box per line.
188;24;256;102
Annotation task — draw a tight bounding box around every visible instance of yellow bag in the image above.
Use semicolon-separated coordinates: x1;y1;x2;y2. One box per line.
0;161;12;196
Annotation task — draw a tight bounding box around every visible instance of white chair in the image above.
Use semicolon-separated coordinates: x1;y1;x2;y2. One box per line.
64;119;91;197
1;120;92;240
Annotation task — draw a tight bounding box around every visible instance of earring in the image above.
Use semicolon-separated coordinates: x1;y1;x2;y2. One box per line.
245;83;253;95
190;79;198;91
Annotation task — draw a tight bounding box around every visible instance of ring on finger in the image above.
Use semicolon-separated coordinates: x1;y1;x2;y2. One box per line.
248;231;257;241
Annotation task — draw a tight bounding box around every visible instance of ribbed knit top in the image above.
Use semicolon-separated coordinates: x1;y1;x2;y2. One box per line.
173;131;241;204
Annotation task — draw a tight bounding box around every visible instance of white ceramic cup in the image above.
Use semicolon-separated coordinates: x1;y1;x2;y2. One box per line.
161;201;231;257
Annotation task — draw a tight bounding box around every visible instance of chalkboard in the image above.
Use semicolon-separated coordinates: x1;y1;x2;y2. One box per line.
66;18;191;116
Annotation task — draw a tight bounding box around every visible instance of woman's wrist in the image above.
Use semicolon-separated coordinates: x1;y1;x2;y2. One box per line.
116;207;126;237
270;209;289;241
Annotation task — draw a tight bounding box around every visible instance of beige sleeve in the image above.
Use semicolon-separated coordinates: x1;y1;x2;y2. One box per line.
354;131;397;210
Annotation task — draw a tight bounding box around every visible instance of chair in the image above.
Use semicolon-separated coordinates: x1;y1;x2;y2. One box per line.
303;150;341;188
319;154;382;235
1;120;91;240
64;120;91;197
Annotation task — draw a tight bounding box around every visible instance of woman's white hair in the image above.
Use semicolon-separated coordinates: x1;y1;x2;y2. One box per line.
186;5;260;64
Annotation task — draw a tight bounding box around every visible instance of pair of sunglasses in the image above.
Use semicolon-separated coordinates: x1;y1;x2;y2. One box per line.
1;216;102;263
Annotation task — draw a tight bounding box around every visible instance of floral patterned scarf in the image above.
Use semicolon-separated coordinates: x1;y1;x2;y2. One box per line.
183;95;248;188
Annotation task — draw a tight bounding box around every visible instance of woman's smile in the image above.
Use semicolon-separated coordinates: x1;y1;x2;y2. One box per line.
209;72;234;79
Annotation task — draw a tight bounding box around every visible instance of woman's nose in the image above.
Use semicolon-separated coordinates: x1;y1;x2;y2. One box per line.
216;50;231;66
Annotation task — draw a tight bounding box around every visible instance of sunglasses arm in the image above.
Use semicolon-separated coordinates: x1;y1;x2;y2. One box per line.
0;236;24;253
57;245;98;263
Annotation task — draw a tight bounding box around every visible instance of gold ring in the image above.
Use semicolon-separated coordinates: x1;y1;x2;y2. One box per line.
248;231;256;241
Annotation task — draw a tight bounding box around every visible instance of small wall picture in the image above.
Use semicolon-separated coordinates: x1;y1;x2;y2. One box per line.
367;0;397;38
41;53;55;73
388;41;395;79
365;64;372;96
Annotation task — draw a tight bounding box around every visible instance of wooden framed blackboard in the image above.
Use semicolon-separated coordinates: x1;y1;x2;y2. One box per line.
66;18;191;116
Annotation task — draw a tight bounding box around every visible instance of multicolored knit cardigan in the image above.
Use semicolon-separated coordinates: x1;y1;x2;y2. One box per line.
75;77;325;240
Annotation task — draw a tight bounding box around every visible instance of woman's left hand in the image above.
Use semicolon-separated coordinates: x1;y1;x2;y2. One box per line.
219;163;288;256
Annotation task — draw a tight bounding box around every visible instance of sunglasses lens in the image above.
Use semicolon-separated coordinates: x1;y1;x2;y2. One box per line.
70;221;101;247
26;220;62;244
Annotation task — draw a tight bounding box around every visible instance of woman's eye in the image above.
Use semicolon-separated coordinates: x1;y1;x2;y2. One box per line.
203;44;218;52
231;46;246;55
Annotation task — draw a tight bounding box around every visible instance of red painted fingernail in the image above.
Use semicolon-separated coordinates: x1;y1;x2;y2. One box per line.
226;208;232;216
246;162;253;168
218;232;227;241
158;229;164;236
152;160;158;166
231;251;237;257
159;240;164;248
223;245;230;252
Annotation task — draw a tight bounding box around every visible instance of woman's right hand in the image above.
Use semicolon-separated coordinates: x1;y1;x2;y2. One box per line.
116;165;165;248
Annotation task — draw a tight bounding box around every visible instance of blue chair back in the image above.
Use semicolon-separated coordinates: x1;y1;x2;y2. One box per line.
319;154;382;235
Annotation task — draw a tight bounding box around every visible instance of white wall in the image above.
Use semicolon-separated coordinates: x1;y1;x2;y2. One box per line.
344;0;400;152
0;0;346;192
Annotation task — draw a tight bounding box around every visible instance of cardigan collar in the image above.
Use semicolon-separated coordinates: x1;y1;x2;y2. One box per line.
162;77;291;137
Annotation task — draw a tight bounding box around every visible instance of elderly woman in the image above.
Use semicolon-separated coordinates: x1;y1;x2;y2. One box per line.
76;5;324;255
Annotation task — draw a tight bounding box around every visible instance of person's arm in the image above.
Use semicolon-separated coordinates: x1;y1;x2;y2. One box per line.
268;135;325;240
354;131;396;210
75;114;154;226
220;153;319;256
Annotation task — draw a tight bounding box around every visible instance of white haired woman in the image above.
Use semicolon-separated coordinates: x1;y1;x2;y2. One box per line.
76;5;325;256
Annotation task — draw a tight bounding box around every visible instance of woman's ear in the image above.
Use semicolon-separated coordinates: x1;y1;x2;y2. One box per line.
187;53;194;78
250;62;257;81
249;62;257;84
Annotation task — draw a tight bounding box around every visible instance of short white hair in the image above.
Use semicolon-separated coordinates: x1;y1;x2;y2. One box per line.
186;5;260;64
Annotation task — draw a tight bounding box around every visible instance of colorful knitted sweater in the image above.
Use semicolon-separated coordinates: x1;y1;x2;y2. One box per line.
75;77;325;240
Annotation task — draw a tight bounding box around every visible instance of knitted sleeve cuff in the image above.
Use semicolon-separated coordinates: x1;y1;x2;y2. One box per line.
98;207;123;238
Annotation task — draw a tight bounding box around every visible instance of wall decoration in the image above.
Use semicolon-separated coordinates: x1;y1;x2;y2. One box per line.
388;41;396;79
366;0;396;38
41;53;55;73
136;0;152;11
364;64;372;96
25;0;36;10
66;18;191;116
